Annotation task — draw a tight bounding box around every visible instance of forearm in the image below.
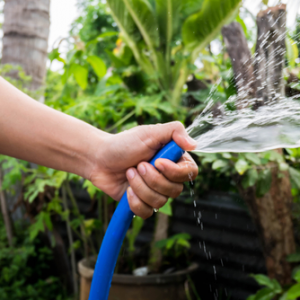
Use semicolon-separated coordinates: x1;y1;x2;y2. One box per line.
0;77;108;179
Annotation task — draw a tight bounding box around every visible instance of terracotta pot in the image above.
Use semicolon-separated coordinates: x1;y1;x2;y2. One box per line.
78;257;198;300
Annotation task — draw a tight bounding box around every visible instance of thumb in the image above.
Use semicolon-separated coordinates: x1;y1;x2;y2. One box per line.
148;121;197;151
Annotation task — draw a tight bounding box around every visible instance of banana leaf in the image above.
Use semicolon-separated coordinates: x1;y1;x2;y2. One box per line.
182;0;242;62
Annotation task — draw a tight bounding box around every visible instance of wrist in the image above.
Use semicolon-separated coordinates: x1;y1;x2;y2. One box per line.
82;127;112;180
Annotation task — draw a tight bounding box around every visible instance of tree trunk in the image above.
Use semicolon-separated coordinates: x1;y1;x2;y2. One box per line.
222;22;256;103
222;5;296;285
255;5;287;106
148;212;169;272
1;0;50;93
238;161;295;285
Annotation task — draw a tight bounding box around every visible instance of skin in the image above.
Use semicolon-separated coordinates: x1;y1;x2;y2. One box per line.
0;77;198;219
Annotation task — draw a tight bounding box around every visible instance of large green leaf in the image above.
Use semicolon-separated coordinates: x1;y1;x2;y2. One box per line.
289;167;300;189
126;216;144;253
71;64;88;90
87;55;107;79
107;0;154;75
242;168;258;188
106;0;137;41
181;0;204;19
235;159;249;175
123;0;159;49
286;37;299;68
254;287;277;300
159;198;173;216
122;0;167;86
256;169;272;198
156;0;182;47
182;0;242;62
156;0;182;89
287;283;300;300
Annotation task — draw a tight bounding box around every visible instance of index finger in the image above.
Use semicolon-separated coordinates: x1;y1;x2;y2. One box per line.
154;152;198;182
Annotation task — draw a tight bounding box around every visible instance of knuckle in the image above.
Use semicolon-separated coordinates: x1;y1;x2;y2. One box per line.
153;196;168;208
174;121;184;130
170;169;179;181
143;208;153;220
148;171;161;190
129;200;140;212
132;179;144;194
171;184;184;198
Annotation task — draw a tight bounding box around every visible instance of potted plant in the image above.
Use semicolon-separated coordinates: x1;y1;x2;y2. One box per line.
78;209;199;300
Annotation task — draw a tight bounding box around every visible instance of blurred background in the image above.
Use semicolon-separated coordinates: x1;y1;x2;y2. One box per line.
1;0;300;300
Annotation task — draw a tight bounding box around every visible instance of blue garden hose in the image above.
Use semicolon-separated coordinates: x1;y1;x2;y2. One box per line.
88;140;184;300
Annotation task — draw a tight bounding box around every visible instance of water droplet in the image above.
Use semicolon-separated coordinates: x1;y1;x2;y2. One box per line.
213;265;217;280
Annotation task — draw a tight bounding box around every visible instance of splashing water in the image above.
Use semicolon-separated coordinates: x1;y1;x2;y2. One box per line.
185;6;300;154
187;95;300;153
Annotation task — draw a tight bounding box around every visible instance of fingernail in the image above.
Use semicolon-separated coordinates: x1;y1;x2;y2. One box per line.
127;169;135;180
155;161;164;171
128;187;135;197
186;136;197;147
138;164;146;176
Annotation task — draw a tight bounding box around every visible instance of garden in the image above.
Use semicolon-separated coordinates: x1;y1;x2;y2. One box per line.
1;0;300;299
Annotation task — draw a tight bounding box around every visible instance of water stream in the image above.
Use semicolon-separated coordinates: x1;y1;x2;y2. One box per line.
187;95;300;153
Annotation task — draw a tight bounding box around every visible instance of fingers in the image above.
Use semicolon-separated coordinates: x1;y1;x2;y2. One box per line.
126;168;168;219
137;163;183;198
138;122;197;152
125;152;198;219
166;122;197;151
127;187;153;220
155;152;198;182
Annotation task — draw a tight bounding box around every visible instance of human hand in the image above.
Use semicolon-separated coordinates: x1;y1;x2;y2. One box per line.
89;122;198;219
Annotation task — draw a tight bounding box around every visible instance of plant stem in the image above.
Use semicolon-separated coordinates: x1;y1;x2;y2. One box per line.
148;212;169;272
103;194;108;233
187;274;201;300
65;179;89;260
0;167;13;247
62;184;78;296
107;110;135;133
172;62;189;106
98;196;103;248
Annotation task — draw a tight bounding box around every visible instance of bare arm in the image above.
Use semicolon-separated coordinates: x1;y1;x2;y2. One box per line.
0;77;105;179
0;77;198;219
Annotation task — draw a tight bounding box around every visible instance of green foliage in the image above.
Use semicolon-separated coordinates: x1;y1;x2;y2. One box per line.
195;150;288;197
155;233;191;259
0;219;67;300
107;0;242;105
262;0;269;5
87;55;107;79
29;211;53;241
0;156;27;194
126;216;144;254
159;198;173;216
248;266;300;300
182;0;241;61
286;37;299;69
0;64;40;99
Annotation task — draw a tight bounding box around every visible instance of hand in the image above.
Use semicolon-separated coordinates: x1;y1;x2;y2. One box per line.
89;122;198;219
